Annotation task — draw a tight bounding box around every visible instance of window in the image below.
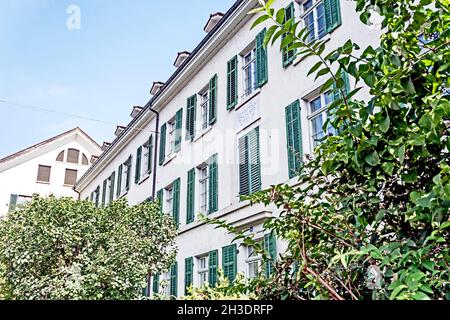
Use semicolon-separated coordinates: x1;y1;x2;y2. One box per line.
120;157;132;195
37;165;51;183
165;187;174;216
142;138;152;177
162;271;171;296
198;166;209;214
307;91;333;148
227;56;238;109
238;127;261;196
285;100;303;178
242;48;257;97
222;244;237;282
198;256;209;286
199;89;209;131
246;245;262;279
64;169;78;186
94;185;100;207
167;118;176;155
301;0;326;42
56;151;64;162
8;194;32;212
81;154;89;165
67;148;80;164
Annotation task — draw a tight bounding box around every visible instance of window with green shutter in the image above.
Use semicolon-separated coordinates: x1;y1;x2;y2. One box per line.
109;171;115;203
209;74;218;125
222;244;237;282
239;127;261;196
172;178;180;225
116;165;122;198
135;146;142;183
101;179;107;205
282;2;296;67
324;0;342;34
208;154;218;214
256;28;268;87
157;189;164;212
226;56;238;110
125;156;132;191
186;95;197;141
184;257;193;295
170;262;178;297
95;185;100;207
186;168;195;224
148;135;153;174
175;108;183;152
8;194;18;212
208;250;218;286
152;274;159;294
264;232;277;277
159;123;167;165
285;100;303;178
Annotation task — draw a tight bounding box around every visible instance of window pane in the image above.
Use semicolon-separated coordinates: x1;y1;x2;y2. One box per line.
81;154;89;165
37;165;51;182
56;151;64;162
305;12;315;42
64;169;78;186
317;3;326;39
311;115;324;147
67;149;80;164
310;96;322;113
303;0;313;11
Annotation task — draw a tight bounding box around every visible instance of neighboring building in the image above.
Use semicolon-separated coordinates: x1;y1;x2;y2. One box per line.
74;0;381;297
0;127;101;218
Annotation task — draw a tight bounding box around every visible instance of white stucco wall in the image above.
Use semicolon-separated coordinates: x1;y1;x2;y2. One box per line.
77;0;381;296
0;130;101;217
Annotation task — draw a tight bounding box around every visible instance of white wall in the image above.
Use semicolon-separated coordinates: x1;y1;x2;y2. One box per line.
77;0;381;296
0;132;100;217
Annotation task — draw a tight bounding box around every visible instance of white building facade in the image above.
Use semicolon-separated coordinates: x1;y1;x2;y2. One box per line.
0;127;101;218
74;0;380;297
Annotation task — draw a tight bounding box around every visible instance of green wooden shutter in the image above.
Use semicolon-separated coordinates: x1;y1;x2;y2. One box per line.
109;171;115;203
95;185;100;207
8;194;18;212
186;168;195;224
209;74;218;125
175;108;183;152
90;192;94;202
186;95;197;140
239;135;250;196
222;244;237;282
152;274;159;294
101;179;107;205
324;0;342;34
282;3;296;67
184;257;193;295
125;156;132;191
170;262;178;297
116;165;122;197
264;232;277;277
135;146;142;183
157;189;164;213
172;178;180;225
148;135;153;174
248;127;261;194
256;28;268;87
159;123;167;165
226;56;238;110
208;154;218;214
285;100;303;178
208;250;218;286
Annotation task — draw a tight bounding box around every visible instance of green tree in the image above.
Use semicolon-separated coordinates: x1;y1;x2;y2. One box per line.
205;0;449;300
0;196;177;300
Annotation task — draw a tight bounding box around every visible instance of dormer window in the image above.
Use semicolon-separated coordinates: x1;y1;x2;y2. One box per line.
204;12;224;33
174;51;190;68
150;82;165;96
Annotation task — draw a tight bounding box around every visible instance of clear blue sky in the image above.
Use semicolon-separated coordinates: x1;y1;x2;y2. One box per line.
0;0;235;158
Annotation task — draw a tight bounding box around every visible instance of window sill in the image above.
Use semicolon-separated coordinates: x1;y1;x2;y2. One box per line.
63;184;75;188
138;174;151;185
193;126;213;143
235;89;261;111
162;153;177;166
36;181;50;185
293;35;331;67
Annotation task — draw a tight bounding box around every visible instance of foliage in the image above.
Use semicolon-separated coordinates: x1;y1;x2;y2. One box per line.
0;196;177;300
205;0;450;300
181;268;257;300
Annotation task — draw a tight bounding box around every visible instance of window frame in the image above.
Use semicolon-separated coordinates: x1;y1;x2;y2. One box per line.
300;0;326;43
197;255;209;286
242;47;257;98
167;117;177;156
63;168;78;186
165;186;174;216
198;165;209;215
306;90;333;150
36;165;52;183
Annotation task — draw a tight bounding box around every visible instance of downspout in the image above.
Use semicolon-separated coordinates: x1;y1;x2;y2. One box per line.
149;106;159;200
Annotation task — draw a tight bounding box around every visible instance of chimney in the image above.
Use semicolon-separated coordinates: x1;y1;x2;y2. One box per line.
130;106;143;118
204;12;224;33
174;51;191;68
150;81;165;96
115;125;126;137
102;142;111;151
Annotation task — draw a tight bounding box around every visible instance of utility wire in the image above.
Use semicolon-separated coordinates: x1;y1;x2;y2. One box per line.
0;99;158;134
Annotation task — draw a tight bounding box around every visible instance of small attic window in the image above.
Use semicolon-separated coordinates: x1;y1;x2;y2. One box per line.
204;12;224;33
67;148;80;164
82;154;89;165
56;150;65;162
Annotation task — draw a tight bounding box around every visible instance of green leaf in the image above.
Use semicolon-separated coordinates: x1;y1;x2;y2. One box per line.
251;15;270;30
275;8;285;24
365;151;380;166
381;162;394;176
398;145;405;164
379;115;391;133
389;284;407;300
412;291;430;300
